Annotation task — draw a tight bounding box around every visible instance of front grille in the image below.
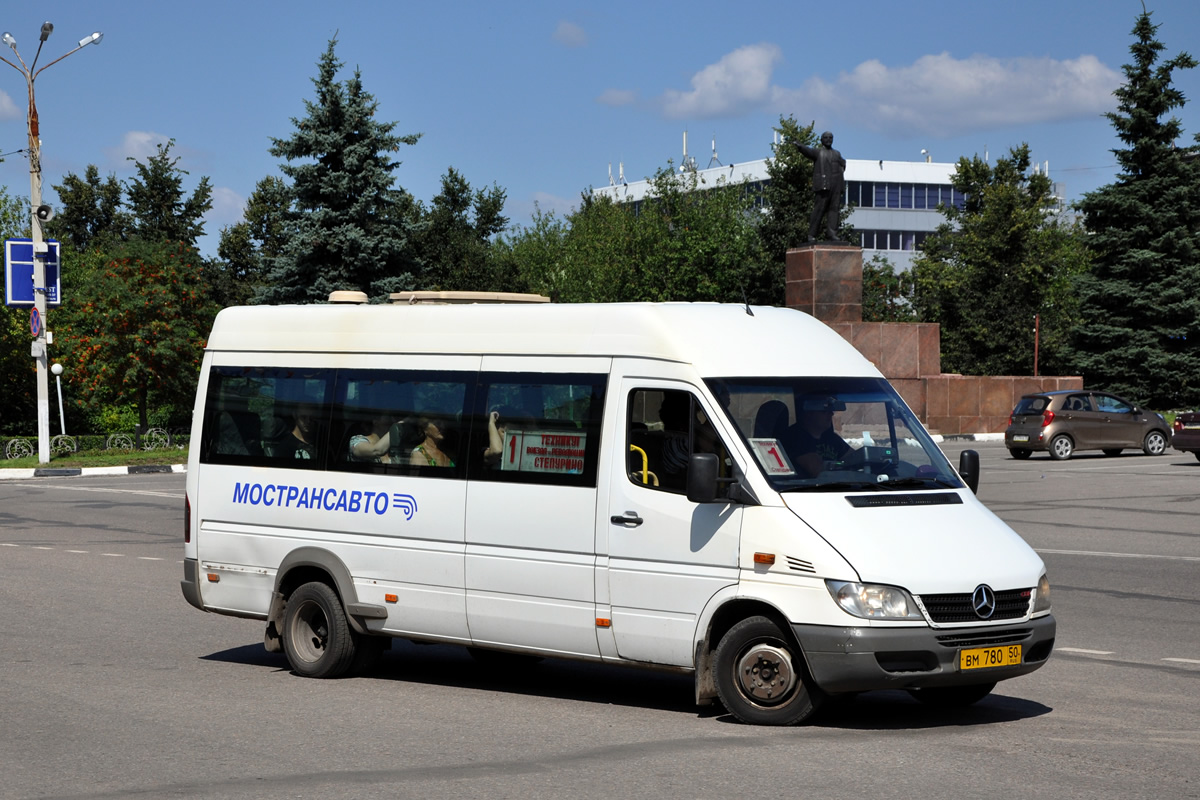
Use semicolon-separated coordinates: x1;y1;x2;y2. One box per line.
920;588;1032;623
935;629;1032;649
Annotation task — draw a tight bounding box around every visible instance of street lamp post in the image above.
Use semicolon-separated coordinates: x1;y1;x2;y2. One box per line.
1;22;102;464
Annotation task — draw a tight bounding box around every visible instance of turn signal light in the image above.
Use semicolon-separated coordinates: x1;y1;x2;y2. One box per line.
206;573;219;582
384;594;398;603
595;618;612;628
753;552;776;565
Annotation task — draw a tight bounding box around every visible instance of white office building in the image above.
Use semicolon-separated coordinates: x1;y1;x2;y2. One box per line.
594;153;964;270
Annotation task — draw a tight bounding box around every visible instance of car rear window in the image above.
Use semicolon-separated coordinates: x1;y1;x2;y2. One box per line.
1014;396;1049;415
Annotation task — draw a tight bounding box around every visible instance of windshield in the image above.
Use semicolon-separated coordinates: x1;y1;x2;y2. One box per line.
706;377;962;493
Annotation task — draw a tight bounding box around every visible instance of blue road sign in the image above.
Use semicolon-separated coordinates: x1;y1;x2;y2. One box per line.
5;238;61;308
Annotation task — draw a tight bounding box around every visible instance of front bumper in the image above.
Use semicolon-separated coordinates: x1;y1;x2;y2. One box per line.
792;614;1056;694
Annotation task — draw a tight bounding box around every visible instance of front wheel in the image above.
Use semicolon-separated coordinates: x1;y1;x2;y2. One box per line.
714;616;821;725
282;581;357;678
1048;434;1074;460
1143;431;1167;456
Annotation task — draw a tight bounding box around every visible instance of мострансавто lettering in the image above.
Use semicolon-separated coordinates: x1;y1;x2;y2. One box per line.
231;482;417;519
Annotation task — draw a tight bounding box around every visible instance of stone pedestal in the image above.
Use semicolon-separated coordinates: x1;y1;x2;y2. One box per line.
785;244;862;324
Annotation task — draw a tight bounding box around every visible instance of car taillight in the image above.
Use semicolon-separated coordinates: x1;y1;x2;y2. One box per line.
184;495;191;544
1009;414;1014;426
1041;410;1055;427
1174;419;1184;432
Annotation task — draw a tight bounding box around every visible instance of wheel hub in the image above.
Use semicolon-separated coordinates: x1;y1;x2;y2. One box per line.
736;644;797;704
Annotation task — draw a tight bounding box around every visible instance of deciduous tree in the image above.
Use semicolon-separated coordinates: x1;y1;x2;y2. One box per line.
910;145;1088;376
55;239;216;432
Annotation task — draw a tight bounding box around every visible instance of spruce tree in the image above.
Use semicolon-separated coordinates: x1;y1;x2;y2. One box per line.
259;38;422;304
1073;10;1200;408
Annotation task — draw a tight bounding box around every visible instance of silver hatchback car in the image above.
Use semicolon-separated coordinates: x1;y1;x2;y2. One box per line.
1005;390;1170;460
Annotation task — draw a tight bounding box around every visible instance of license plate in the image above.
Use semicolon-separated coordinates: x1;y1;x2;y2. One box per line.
960;644;1022;670
1012;434;1029;442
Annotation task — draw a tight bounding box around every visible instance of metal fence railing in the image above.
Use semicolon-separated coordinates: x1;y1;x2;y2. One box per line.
3;427;190;460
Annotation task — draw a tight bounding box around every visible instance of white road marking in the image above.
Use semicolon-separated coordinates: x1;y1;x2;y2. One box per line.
1059;647;1115;655
1163;658;1200;665
2;483;182;499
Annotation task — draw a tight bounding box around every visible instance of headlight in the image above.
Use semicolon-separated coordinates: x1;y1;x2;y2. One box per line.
1032;573;1051;614
826;580;924;620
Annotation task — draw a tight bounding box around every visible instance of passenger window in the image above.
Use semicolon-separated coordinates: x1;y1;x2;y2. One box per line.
1065;394;1093;412
627;389;731;494
472;373;606;487
331;371;471;478
200;367;332;469
1094;394;1131;414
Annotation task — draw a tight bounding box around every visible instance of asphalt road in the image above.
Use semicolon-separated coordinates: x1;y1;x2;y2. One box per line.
1;441;1197;800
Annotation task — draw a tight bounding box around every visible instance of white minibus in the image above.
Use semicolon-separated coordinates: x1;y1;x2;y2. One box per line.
182;300;1055;725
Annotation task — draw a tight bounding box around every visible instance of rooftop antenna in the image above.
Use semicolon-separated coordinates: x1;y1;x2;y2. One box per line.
708;134;722;168
619;161;626;185
608;163;615;186
681;130;697;172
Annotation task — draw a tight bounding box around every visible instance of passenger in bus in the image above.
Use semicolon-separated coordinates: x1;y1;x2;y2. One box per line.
482;408;511;466
349;412;397;463
410;417;455;467
288;404;320;460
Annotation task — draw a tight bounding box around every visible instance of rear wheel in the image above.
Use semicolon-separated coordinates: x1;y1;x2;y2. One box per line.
282;581;357;678
907;682;996;708
1048;434;1074;460
714;616;821;725
1009;448;1032;460
1142;431;1167;456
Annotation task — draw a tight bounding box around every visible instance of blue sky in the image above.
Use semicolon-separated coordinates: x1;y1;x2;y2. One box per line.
1;0;1198;258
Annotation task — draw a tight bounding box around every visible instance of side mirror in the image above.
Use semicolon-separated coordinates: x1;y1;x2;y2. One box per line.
686;453;720;503
959;449;980;495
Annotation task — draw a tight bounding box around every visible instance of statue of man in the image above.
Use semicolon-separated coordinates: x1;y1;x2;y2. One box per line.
797;131;846;242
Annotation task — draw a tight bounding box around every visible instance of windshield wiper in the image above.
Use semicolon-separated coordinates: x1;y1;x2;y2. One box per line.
783;481;883;493
875;476;960;490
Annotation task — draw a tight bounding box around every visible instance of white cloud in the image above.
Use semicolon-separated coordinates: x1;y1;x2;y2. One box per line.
655;46;1122;137
104;130;172;166
0;90;20;121
776;53;1122;137
659;43;782;119
596;89;637;107
552;21;587;48
208;186;246;227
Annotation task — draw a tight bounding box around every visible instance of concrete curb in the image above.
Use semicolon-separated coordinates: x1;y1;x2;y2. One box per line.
0;463;187;480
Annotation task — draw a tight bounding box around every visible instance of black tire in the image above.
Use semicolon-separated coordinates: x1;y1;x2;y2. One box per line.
1009;448;1032;460
1102;449;1122;457
282;581;357;678
714;616;821;725
907;681;996;708
1194;452;1200;463
1048;434;1073;460
1142;430;1167;456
